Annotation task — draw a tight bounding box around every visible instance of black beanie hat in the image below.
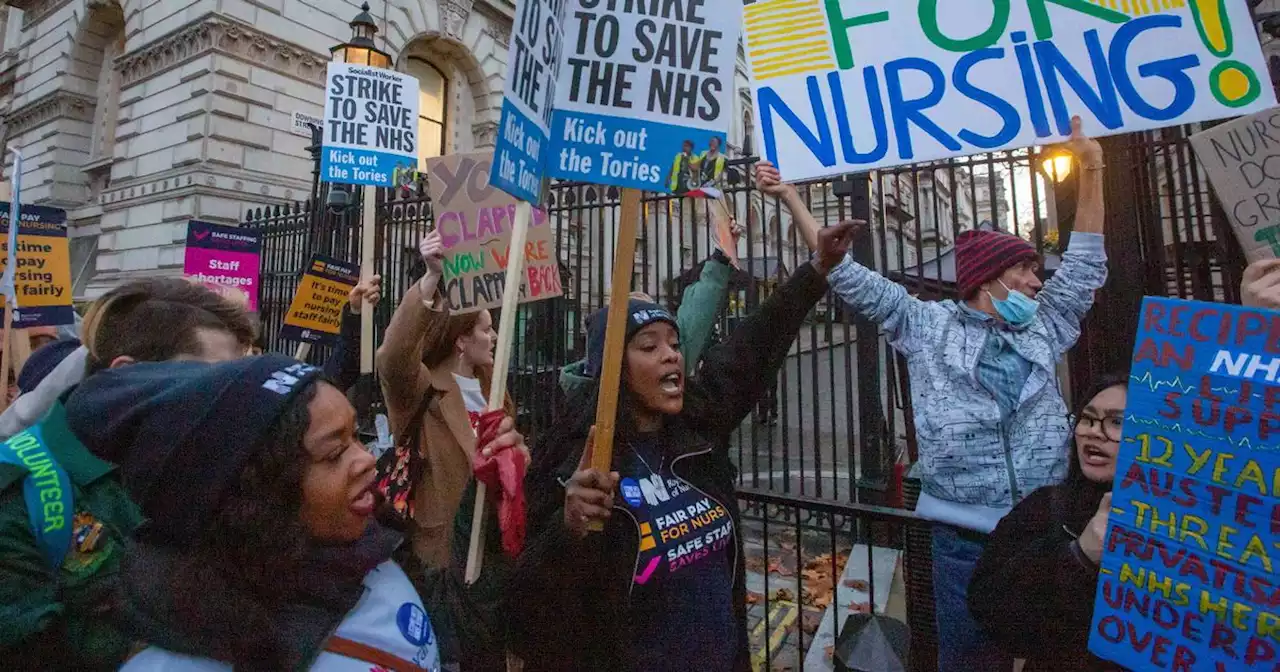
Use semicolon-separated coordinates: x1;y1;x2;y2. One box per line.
64;354;324;545
583;299;678;378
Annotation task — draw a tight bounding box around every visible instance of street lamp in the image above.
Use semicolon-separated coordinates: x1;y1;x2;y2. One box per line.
1041;151;1072;184
331;2;392;68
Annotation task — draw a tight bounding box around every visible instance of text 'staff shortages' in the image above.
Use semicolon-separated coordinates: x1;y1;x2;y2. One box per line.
281;254;359;346
183;220;262;312
0;203;72;328
744;0;1276;182
492;0;569;204
545;0;742;192
321;63;421;188
1087;297;1280;671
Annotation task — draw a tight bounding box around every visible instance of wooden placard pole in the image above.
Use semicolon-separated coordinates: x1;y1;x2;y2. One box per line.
586;188;643;532
0;305;11;413
9;327;30;375
294;342;312;361
359;185;377;375
464;200;533;584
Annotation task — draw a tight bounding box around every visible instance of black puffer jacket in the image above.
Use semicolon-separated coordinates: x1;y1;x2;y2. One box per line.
509;262;831;671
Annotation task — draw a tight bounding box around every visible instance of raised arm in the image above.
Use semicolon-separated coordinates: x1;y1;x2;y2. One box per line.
755;161;937;354
674;248;733;374
323;274;380;393
692;223;854;440
1034;117;1108;357
375;234;446;423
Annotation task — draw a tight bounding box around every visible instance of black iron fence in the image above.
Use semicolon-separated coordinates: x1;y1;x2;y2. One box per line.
244;126;1248;672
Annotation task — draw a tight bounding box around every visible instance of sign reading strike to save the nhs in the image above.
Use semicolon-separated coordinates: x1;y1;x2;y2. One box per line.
492;0;742;200
745;0;1275;182
321;63;420;188
492;0;569;204
1087;297;1280;671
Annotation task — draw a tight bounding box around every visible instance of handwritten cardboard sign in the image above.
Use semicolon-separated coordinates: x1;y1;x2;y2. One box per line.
426;152;563;314
280;254;359;346
1190;108;1280;262
183;220;261;312
0;203;72;327
746;0;1275;182
1087;296;1280;671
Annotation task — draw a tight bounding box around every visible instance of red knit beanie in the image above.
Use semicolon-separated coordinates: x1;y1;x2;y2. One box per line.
955;230;1039;298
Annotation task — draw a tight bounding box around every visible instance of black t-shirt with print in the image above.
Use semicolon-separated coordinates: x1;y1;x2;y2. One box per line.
617;437;736;672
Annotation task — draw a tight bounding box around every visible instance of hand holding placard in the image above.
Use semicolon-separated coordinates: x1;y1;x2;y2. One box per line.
347;274;381;315
1077;492;1112;565
420;230;445;278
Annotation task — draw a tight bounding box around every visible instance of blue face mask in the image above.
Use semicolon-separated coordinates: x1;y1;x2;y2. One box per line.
989;281;1038;326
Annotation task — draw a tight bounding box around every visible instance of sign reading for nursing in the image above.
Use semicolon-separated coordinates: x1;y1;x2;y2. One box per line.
321;62;420;188
492;0;570;204
281;255;359;346
1087;297;1280;671
745;0;1275;182
547;0;742;192
0;204;72;328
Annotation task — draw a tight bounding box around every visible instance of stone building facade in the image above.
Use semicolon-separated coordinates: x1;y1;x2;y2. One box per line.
0;0;527;298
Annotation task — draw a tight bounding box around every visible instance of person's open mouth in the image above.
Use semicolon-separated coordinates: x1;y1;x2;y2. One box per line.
1082;443;1112;467
659;371;683;395
350;480;377;517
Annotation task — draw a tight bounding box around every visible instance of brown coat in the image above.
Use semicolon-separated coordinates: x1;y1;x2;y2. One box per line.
375;281;511;569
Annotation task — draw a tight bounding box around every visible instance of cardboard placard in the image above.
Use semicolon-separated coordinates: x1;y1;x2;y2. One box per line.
321;63;421;187
280;254;359;346
1087;297;1280;671
0;203;72;327
746;0;1275;182
1190;107;1280;262
426;152;563;314
182;220;261;311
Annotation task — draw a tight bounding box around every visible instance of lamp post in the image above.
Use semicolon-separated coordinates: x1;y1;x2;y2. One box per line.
329;2;391;386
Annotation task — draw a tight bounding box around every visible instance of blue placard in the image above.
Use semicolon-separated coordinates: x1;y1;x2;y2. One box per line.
1087;297;1280;671
490;0;568;204
546;110;728;192
320;63;420;188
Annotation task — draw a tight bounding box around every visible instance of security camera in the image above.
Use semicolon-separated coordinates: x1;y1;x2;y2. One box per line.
326;187;351;214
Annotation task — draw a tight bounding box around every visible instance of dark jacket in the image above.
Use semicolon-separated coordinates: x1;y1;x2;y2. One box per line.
0;401;143;670
968;374;1130;672
322;307;361;393
510;262;831;671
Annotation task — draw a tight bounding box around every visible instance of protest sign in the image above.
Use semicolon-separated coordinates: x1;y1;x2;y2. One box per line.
183;220;261;311
280;254;359;346
426;152;563;314
545;0;742;192
320;63;420;187
745;0;1275;182
492;0;569;204
1190;108;1280;262
1087;296;1280;671
0;204;72;328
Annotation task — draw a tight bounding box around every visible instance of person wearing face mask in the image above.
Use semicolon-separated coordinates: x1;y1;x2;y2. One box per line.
968;375;1130;672
509;222;857;672
790;115;1109;670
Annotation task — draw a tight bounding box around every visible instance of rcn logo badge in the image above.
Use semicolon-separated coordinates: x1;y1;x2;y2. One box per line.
396;602;433;647
620;478;643;508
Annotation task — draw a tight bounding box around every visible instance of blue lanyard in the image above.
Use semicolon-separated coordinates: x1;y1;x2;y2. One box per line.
0;426;73;567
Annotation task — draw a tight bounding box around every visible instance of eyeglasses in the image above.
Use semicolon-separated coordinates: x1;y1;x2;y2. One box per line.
1071;413;1124;441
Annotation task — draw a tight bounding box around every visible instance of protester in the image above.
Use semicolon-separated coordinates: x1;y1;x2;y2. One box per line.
60;356;438;671
770;116;1108;670
509;222;857;671
969;374;1130;672
16;335;81;395
669;139;700;194
0;278;255;669
376;231;519;570
322;273;382;393
560;221;743;403
700;136;727;188
1241;258;1280;310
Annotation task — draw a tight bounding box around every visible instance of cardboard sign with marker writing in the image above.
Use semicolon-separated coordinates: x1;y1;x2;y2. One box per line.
280;254;359;346
426;152;563;314
1190;108;1280;262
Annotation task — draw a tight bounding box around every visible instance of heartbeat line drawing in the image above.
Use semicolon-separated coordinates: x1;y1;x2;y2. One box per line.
1130;372;1194;394
1123;415;1280;451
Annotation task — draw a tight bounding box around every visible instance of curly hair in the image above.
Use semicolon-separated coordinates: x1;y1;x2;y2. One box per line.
150;383;317;667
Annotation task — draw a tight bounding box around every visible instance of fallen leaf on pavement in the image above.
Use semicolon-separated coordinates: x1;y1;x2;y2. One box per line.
773;588;794;602
849;601;871;613
824;645;835;660
801;610;822;635
767;557;794;577
745;555;767;574
843;578;870;592
746;591;764;605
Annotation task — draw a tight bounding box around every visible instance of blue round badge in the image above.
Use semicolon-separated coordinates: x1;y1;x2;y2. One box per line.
396;602;433;647
620;478;643;508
